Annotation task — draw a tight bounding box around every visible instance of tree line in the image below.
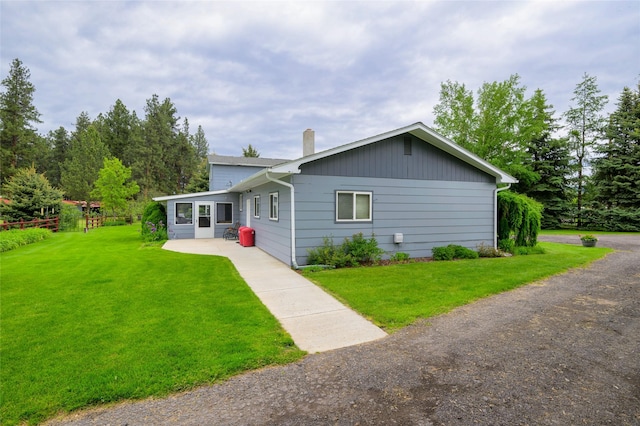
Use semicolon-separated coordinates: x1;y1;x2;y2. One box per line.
432;73;640;231
1;58;639;230
1;58;212;221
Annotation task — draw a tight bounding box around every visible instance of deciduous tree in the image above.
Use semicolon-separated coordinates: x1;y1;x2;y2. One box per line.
432;75;548;184
91;157;140;218
563;73;608;227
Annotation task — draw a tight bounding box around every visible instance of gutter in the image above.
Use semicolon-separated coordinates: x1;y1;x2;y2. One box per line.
264;170;299;269
494;184;511;248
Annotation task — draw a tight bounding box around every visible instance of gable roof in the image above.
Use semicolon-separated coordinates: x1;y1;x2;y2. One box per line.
229;122;517;192
208;154;289;167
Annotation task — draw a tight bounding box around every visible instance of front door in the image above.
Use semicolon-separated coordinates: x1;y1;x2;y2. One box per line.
194;202;214;238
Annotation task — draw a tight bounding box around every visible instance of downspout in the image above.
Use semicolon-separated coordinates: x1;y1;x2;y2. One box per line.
265;170;299;269
494;184;511;248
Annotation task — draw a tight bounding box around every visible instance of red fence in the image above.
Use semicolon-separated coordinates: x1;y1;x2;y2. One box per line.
0;217;59;232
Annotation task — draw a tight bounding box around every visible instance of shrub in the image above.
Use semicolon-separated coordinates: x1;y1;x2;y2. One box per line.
0;228;52;252
476;242;503;258
343;233;384;265
140;202;167;241
143;220;167;242
59;203;84;232
307;233;383;267
432;244;479;261
498;238;515;254
432;245;454;261
390;252;410;262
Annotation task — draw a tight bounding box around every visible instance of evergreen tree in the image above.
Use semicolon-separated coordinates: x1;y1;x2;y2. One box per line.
61;124;110;205
95;99;139;166
515;90;571;229
242;144;260;157
135;95;179;198
588;84;640;231
45;127;70;188
173;118;197;193
72;111;92;140
185;158;210;193
191;125;209;159
564;73;608;228
0;166;63;222
0;58;42;179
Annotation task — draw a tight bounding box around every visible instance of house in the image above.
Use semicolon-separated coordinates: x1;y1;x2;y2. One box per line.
154;122;517;267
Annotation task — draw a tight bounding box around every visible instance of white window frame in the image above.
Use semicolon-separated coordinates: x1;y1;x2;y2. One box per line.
336;191;372;222
175;202;193;225
253;195;260;218
215;202;233;225
269;191;279;221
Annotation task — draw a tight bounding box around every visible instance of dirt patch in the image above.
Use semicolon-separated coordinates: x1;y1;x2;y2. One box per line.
48;235;640;425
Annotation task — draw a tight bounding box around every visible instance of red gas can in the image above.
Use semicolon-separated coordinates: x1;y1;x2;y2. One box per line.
239;227;255;247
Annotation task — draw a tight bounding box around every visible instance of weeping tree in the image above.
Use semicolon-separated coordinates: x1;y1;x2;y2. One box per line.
497;191;543;250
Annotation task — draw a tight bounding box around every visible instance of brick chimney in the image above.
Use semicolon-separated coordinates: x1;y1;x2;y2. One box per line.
303;129;315;157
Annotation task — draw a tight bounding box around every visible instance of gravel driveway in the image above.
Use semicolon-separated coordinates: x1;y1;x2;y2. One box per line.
48;235;640;425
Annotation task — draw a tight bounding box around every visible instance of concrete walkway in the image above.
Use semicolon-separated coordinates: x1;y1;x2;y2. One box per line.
162;238;387;353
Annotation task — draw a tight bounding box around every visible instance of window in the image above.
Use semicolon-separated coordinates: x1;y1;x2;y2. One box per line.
269;192;279;221
216;202;233;224
175;202;193;225
336;191;372;221
253;196;260;218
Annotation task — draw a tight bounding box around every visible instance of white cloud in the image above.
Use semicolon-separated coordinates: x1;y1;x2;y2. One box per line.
1;0;638;158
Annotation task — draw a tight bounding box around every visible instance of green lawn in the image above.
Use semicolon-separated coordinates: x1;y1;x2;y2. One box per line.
304;242;612;331
0;226;304;425
1;227;615;425
539;229;638;236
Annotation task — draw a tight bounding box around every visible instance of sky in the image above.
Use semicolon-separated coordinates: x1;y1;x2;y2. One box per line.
2;1;639;160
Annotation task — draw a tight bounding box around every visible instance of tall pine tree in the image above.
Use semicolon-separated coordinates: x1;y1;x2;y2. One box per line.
589;84;640;231
95;99;140;167
61;122;110;205
0;58;42;179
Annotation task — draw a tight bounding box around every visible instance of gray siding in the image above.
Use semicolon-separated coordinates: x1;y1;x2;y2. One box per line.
165;193;240;239
292;175;495;265
245;179;292;265
300;134;493;183
210;164;265;191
